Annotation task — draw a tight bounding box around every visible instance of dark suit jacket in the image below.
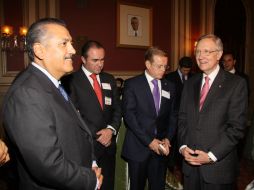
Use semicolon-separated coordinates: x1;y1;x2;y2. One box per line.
62;69;122;158
235;70;250;97
165;70;192;110
121;73;177;162
178;68;248;184
2;65;96;190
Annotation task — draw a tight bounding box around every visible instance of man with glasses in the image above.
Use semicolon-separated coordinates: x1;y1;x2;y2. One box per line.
121;47;177;190
178;34;248;190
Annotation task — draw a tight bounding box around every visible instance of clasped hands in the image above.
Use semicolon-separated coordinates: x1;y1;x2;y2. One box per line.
181;146;211;165
149;138;171;156
96;128;113;147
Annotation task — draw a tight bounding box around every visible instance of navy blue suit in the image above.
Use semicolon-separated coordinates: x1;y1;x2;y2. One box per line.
121;73;177;190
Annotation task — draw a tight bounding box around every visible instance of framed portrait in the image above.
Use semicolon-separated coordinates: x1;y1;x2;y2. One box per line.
116;2;153;49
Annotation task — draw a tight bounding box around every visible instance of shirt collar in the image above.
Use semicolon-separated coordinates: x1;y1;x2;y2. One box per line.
31;62;59;88
202;64;220;84
81;65;93;77
145;70;156;82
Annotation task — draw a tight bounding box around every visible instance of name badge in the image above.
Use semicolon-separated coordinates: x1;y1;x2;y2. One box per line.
102;83;111;90
105;96;112;105
162;90;170;99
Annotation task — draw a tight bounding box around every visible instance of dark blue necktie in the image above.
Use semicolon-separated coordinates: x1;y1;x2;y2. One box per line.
58;84;69;101
151;79;160;115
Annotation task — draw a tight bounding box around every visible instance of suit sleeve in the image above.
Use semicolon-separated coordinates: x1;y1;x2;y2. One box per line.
122;80;153;146
166;83;178;141
3;87;96;190
210;78;248;160
177;81;188;149
107;76;122;132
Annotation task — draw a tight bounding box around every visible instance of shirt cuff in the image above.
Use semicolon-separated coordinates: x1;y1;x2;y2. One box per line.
208;151;217;162
92;161;98;168
179;145;187;154
92;161;99;190
107;125;116;135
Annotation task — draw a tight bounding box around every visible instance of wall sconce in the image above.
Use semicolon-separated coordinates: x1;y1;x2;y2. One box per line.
1;25;28;52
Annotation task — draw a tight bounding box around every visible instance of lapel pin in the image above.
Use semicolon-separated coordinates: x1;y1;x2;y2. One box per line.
219;85;222;88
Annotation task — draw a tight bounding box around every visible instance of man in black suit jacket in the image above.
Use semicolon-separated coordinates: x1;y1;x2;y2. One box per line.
121;47;177;190
165;56;193;109
62;40;122;190
2;18;102;190
222;51;250;97
165;57;193;189
178;34;248;190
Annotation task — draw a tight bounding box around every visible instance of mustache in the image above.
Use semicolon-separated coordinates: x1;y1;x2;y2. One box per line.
64;54;76;60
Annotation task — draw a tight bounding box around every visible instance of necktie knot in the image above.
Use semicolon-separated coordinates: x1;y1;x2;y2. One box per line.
152;79;158;86
90;73;97;80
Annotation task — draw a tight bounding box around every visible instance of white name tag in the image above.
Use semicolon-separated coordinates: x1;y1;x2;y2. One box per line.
162;90;170;99
105;96;112;105
101;83;111;90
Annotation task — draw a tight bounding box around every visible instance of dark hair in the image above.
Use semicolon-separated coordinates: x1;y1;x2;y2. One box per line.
26;18;66;61
81;40;104;58
223;51;236;60
179;56;193;68
144;47;167;63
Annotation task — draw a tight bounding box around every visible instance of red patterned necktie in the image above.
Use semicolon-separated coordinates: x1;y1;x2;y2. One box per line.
199;76;210;111
90;74;103;109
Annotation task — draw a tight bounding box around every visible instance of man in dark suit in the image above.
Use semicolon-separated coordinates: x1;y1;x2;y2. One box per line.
178;34;248;190
121;47;177;190
165;56;193;109
165;56;193;189
222;51;250;97
62;40;121;190
2;18;102;190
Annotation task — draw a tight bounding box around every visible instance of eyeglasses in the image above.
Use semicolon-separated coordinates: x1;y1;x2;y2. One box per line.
195;49;219;57
151;64;169;70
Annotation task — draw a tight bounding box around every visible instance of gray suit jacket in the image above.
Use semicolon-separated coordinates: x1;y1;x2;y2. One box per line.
178;68;248;184
2;64;96;190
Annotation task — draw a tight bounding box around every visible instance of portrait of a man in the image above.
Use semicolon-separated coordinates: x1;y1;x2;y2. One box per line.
128;15;142;37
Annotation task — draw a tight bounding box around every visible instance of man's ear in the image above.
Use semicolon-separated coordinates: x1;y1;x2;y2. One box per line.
33;43;45;60
81;56;86;64
145;60;151;69
217;50;223;61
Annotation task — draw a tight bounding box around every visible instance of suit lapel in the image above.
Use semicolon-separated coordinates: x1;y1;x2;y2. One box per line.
77;69;103;111
159;79;169;115
141;74;158;116
194;74;203;113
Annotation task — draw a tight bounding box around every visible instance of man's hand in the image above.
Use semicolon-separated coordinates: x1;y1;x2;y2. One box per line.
96;128;113;147
181;147;210;165
0;140;10;166
148;139;163;155
92;167;103;190
160;138;171;156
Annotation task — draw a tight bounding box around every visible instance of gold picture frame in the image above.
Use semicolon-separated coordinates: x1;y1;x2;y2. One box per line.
116;1;153;49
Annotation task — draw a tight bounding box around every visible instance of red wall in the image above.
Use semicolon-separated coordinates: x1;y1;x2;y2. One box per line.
59;0;171;72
